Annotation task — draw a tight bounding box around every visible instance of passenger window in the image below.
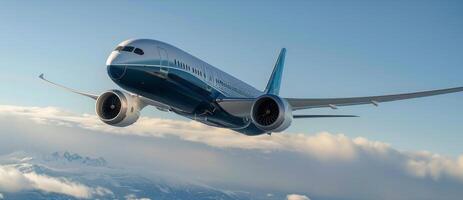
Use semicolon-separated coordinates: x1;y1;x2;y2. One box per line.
134;48;144;55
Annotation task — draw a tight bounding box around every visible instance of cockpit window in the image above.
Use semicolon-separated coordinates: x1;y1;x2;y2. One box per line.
114;46;123;51
114;46;143;55
122;46;135;52
134;48;144;55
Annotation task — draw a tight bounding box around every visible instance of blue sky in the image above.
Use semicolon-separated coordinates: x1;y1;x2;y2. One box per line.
1;0;463;157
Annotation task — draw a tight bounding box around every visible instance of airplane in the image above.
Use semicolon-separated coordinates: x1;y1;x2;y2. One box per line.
40;39;463;136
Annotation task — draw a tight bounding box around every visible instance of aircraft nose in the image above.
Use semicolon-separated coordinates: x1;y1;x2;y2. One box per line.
106;52;126;80
107;65;126;80
106;51;120;66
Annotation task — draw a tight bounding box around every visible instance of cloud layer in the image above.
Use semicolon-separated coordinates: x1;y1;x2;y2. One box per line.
286;194;311;200
1;105;463;200
1;105;462;183
0;165;112;198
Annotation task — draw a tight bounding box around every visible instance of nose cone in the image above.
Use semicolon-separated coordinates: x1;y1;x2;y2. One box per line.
107;65;126;80
106;52;127;80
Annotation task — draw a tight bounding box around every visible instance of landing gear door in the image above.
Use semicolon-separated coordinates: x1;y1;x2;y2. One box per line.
157;47;169;75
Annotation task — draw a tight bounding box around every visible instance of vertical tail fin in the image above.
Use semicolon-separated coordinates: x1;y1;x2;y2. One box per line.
264;48;286;95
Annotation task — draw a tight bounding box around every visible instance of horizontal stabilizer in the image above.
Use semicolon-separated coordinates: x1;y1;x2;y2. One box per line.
293;115;358;118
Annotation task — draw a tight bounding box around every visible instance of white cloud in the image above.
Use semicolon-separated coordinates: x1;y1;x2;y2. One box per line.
125;194;151;200
0;105;364;161
0;165;31;192
0;165;112;199
405;151;463;181
0;193;4;199
1;104;463;192
287;194;310;200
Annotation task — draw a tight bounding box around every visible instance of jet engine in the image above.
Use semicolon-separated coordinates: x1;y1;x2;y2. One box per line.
95;90;144;127
251;95;293;132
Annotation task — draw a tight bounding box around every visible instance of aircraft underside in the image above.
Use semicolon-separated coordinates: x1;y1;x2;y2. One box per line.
108;64;266;135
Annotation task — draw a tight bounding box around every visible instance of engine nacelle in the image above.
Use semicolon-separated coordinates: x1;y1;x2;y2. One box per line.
95;90;144;127
251;95;293;132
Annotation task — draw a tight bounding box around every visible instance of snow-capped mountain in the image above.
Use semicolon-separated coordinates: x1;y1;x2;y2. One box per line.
45;151;108;167
0;151;281;200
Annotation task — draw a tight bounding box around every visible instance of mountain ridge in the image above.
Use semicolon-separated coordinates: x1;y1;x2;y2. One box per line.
0;151;279;200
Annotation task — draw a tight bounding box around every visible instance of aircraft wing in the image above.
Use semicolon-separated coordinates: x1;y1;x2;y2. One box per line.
39;73;171;111
287;86;463;110
216;98;254;117
217;86;463;117
39;73;99;100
